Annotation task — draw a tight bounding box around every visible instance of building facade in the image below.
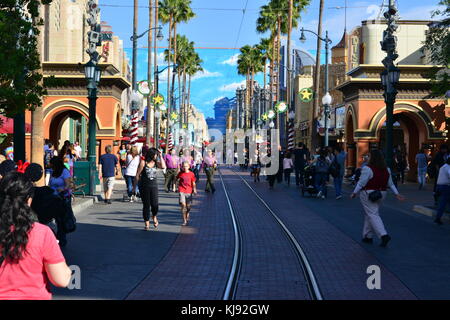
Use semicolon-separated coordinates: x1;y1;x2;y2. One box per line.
335;20;448;179
24;1;131;159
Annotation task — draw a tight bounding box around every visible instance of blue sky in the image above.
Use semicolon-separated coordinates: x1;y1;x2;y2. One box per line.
101;0;442;118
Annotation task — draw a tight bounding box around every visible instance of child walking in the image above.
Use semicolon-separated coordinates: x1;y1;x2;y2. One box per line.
177;161;197;226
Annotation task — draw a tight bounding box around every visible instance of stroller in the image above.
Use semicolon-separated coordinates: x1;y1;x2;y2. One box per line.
301;164;320;197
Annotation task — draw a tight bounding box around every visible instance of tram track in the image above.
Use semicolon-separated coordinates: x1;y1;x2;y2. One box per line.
218;167;323;300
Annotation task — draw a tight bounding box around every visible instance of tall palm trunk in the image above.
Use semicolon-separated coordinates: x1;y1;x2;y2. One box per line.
287;0;293;108
165;15;173;153
153;0;158;147
263;58;267;89
311;0;324;150
146;0;153;146
31;4;45;186
286;0;293;149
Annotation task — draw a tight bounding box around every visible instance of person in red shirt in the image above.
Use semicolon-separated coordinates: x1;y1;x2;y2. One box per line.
176;161;197;226
0;172;72;300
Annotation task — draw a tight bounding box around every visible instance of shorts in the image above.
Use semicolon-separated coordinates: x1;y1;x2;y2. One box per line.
179;192;193;205
103;177;116;191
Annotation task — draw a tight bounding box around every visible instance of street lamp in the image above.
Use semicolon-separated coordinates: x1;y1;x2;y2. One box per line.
300;27;332;147
130;25;164;92
380;0;400;169
85;0;102;196
322;92;333;146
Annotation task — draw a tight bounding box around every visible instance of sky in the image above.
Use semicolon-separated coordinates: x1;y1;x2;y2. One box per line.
100;0;443;118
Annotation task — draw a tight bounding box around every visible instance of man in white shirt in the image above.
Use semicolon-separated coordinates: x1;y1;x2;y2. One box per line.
74;142;82;160
434;157;450;225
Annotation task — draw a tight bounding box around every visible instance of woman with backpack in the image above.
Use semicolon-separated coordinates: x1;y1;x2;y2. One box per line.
134;148;166;230
351;150;405;247
313;148;331;199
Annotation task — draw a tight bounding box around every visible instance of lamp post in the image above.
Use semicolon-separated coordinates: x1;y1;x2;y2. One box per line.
300;27;332;147
85;0;102;196
380;0;400;168
130;25;163;145
322;92;333;146
153;64;176;151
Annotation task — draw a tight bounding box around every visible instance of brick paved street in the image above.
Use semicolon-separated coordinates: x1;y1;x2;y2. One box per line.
51;168;450;300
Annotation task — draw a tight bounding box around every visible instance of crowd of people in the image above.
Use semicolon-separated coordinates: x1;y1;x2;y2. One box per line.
103;143;218;230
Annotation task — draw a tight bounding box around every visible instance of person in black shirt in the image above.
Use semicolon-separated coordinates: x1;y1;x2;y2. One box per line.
293;143;308;186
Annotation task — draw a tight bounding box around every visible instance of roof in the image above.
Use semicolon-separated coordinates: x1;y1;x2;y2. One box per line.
332;30;347;50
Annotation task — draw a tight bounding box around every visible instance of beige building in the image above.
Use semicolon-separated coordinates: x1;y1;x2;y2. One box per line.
293;20;441;150
31;0;131;158
188;105;209;146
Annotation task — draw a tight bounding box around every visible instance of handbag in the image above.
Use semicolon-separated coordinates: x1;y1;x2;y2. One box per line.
368;190;383;202
59;192;77;233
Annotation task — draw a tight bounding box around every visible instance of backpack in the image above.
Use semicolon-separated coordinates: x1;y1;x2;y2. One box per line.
315;158;330;173
44;150;54;169
329;157;341;178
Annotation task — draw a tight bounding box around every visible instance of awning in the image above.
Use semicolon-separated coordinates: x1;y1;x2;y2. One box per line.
0;115;32;134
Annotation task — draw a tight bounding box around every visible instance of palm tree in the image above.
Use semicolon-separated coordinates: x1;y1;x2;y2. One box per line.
237;45;264;128
256;0;310;101
159;0;195;151
258;37;274;90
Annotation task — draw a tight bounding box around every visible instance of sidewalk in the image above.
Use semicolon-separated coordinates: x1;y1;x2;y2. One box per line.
53;175;183;300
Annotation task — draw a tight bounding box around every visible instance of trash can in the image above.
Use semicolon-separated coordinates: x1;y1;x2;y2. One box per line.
73;161;90;196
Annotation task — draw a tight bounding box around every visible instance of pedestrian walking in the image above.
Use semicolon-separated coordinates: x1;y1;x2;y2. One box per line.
333;145;347;200
44;142;56;185
164;148;180;193
351;150;405;247
250;149;261;182
74;142;82;160
177;161;197;226
433;157;450;225
431;144;449;205
48;157;73;247
283;153;294;186
277;147;284;183
118;143;129;179
293;143;308;187
193;147;203;182
124;146;141;202
203;149;217;193
64;145;76;176
134;148;166;230
313;148;331;199
0;171;72;300
98;145;119;204
415;148;430;190
394;146;408;184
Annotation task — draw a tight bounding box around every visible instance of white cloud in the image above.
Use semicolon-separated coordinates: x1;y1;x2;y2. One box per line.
221;53;239;66
191;69;222;81
219;80;246;92
205;96;225;105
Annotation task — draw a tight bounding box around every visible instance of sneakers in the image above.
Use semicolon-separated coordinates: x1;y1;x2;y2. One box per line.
434;219;443;225
316;191;322;198
130;196;134;203
321;195;325;199
336;195;343;200
380;234;391;247
362;237;373;244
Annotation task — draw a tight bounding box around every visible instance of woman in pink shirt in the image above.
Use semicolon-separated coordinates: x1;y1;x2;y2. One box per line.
0;172;72;300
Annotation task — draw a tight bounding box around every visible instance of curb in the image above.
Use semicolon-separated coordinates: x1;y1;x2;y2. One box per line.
72;196;96;215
